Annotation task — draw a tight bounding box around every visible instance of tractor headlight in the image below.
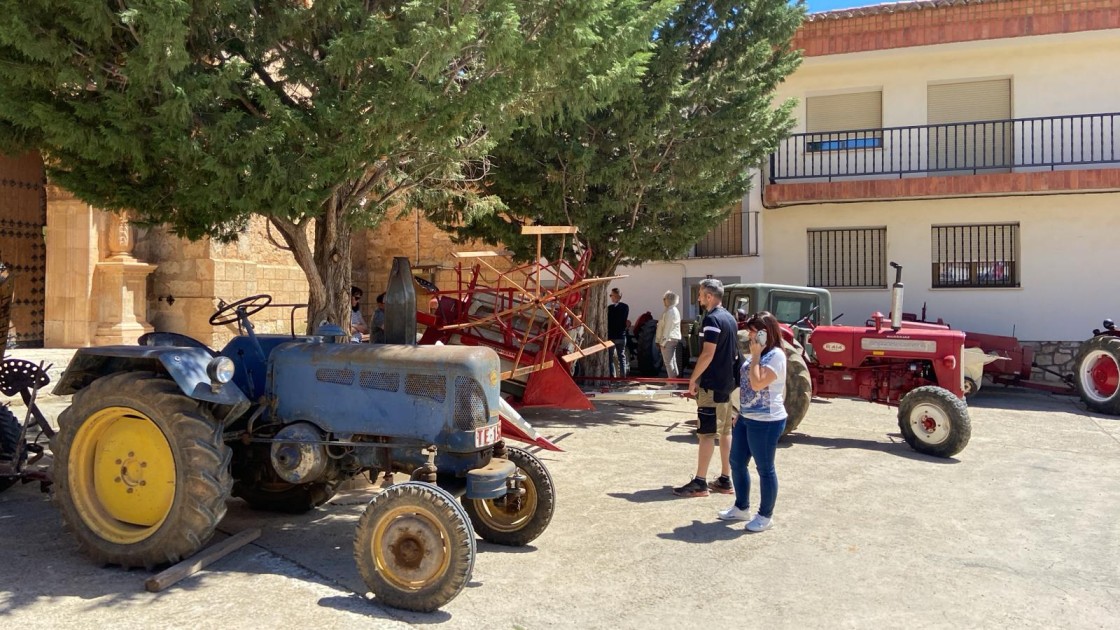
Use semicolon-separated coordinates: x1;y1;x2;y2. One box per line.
207;356;235;385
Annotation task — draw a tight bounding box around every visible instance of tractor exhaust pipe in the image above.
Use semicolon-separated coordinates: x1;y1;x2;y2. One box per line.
889;262;903;332
385;256;417;344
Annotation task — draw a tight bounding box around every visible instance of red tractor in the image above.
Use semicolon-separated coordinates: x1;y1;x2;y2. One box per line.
763;263;971;458
1073;319;1120;415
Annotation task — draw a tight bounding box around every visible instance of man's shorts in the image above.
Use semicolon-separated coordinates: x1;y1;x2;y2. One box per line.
696;388;734;437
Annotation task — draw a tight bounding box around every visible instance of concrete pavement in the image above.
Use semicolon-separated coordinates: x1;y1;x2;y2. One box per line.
1;346;1118;629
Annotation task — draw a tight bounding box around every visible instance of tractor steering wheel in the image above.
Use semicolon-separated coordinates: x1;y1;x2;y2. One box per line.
793;304;821;330
210;294;273;326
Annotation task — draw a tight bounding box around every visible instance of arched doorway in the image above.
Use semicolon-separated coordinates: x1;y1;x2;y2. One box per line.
0;152;46;348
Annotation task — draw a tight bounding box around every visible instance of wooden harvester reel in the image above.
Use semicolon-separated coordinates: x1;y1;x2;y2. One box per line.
417;226;617;410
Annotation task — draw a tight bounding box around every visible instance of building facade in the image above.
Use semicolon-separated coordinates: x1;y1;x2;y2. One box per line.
0;149;486;350
616;0;1120;378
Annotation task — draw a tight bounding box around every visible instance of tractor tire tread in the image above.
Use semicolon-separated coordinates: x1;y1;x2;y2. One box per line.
897;385;971;458
1073;335;1120;415
461;447;556;546
782;343;812;437
354;482;475;612
51;371;232;568
0;406;23;493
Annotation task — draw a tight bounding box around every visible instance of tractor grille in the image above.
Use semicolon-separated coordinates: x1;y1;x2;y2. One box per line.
405;374;446;403
453;376;489;431
316;367;354;385
359;370;400;392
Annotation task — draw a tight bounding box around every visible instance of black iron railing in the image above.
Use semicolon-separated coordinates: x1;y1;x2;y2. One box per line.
770;112;1120;182
689;210;759;258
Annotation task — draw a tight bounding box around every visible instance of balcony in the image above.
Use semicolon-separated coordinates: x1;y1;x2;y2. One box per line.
765;112;1120;206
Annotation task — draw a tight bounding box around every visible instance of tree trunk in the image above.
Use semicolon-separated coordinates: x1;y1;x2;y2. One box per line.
580;281;613;377
270;193;353;335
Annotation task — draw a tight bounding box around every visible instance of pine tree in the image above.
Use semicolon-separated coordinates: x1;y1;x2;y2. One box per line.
0;0;666;329
427;0;804;373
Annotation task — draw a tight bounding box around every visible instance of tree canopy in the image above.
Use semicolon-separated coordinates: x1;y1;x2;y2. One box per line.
425;0;804;372
429;0;804;276
0;0;669;328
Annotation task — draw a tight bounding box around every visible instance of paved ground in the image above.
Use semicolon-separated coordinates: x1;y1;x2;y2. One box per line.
2;349;1118;629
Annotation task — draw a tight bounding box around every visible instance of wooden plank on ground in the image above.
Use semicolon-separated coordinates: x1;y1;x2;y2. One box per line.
144;528;262;593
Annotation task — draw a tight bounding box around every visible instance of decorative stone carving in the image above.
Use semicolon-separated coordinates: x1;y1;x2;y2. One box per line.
93;210;156;345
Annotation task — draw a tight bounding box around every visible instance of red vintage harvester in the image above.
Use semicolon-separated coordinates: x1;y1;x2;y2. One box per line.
417;226;615;412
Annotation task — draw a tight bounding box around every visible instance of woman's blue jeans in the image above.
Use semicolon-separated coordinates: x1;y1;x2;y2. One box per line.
730;415;786;518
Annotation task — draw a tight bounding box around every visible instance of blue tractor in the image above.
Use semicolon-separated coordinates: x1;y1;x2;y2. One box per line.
49;291;555;612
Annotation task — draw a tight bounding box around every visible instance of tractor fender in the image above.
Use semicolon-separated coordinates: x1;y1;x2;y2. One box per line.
53;346;250;408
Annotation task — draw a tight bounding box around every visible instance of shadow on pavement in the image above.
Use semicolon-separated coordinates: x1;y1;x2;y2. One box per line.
316;594;452;624
606;486;688;504
656;519;748;543
782;432;961;464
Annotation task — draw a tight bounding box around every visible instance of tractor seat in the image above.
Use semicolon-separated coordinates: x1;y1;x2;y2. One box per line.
138;332;218;357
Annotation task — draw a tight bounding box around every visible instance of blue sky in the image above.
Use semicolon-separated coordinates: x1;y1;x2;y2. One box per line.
804;0;887;13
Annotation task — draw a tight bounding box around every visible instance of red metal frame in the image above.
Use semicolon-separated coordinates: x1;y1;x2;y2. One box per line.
417;241;612;410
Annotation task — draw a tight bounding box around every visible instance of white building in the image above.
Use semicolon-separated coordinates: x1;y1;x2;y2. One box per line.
616;0;1120;373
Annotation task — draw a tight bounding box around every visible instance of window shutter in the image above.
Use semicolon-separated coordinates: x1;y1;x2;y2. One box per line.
927;79;1011;124
806;91;882;133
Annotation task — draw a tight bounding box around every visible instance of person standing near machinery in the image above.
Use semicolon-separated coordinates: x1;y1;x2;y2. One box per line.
607;287;629;377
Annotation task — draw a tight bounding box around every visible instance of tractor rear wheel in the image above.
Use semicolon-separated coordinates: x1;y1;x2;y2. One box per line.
782;343;812;437
1074;335;1120;415
354;482;475;612
0;406;25;493
462;447;555;546
51;372;232;568
897;385;971;458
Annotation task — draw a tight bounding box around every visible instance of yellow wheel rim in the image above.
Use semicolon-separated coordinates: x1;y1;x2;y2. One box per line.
371;505;451;591
69;407;176;544
473;473;538;533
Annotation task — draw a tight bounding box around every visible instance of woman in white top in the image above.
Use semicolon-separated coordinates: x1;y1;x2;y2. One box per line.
718;311;787;532
655;290;683;378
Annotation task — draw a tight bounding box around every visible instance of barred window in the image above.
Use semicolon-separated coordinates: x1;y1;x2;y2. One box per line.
807;227;887;289
931;223;1019;288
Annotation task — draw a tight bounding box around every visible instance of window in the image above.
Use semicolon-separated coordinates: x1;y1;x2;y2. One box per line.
805;91;883;152
767;291;822;326
931;223;1019;288
808;227;887;289
691;208;759;258
927;79;1012;172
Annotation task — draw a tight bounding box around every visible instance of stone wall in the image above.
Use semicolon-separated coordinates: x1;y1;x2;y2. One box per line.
353;211;513;316
1022;340;1082;384
135;216;310;347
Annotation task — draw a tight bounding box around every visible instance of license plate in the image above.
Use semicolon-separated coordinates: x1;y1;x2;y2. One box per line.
475;424;500;448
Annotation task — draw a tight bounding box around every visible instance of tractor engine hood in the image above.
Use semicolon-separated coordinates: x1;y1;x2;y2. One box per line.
268;343;502;453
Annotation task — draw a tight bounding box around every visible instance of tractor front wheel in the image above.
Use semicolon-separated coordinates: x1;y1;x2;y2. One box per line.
0;406;24;493
897;386;971;458
462;447;555;546
1074;335;1120;415
354;482;475;612
51;372;232;568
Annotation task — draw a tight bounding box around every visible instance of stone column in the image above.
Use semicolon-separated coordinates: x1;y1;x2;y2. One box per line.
92;211;156;345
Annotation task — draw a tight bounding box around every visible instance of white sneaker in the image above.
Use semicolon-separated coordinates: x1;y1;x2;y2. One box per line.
718;505;751;521
746;514;774;532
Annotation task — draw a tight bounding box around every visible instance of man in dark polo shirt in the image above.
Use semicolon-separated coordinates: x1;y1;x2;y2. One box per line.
607;287;629;377
674;278;739;497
